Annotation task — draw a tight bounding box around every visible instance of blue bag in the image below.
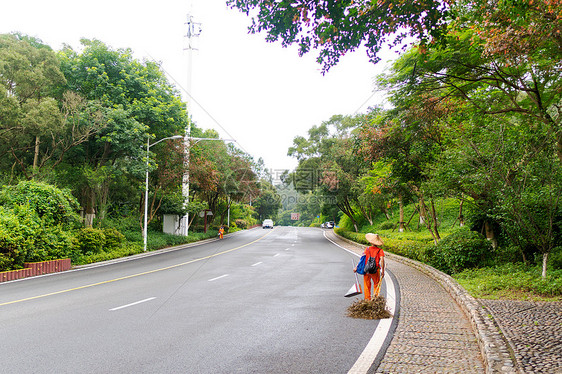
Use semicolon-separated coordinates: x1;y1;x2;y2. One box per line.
356;255;366;275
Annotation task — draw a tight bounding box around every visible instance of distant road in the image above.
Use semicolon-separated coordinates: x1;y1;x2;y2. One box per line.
0;227;388;373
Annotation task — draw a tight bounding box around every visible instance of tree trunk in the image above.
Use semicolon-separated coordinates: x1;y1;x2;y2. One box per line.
458;199;465;227
430;199;441;241
484;220;497;249
542;252;548;279
337;196;358;232
398;195;405;232
419;195;427;225
33;136;40;173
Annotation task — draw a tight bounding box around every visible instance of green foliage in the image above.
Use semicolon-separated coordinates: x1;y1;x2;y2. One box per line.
235;219;248;229
228;0;450;71
455;263;562;299
431;227;492;274
0;180;80;227
334;228;369;245
0;205;39;270
76;228;106;255
102;228;125;251
378;221;394;230
383;236;432;263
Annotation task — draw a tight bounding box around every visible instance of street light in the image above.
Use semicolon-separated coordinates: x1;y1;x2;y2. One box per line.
144;134;183;252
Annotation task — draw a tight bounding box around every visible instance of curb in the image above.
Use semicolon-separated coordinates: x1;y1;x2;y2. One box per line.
333;232;521;374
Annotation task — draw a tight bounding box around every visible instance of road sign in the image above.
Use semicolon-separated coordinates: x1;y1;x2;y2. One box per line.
291;213;300;220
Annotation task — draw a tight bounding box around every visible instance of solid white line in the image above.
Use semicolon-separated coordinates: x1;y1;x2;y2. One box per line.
109;297;156;311
251;262;263;267
348;274;396;374
208;274;229;282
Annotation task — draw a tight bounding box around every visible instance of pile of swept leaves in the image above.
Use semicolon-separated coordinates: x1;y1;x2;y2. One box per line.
347;296;392;320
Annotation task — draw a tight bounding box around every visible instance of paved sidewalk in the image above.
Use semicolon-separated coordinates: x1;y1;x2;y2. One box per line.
482;300;562;373
326;230;485;373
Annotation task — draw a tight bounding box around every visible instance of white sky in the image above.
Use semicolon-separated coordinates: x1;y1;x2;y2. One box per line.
1;0;393;173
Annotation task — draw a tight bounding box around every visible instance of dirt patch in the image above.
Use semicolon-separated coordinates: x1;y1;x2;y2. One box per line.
347;296;392;320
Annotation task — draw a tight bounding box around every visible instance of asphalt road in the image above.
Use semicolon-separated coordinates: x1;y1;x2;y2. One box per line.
0;227;385;374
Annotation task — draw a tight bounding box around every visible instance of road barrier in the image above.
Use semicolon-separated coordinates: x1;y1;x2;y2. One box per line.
0;259;71;283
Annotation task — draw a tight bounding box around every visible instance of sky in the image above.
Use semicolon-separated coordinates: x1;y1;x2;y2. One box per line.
1;0;393;175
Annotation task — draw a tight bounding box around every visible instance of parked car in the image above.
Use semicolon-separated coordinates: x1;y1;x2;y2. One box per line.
262;219;274;229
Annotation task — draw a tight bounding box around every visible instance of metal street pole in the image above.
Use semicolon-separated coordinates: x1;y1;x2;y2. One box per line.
144;135;183;252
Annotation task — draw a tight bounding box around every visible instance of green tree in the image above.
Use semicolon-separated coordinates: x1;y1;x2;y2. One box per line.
0;33;68;179
57;39;188;225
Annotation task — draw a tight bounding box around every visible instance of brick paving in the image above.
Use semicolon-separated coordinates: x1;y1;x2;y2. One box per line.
482;300;562;374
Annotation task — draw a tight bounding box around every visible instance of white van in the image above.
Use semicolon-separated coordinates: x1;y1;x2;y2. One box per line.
262;219;274;229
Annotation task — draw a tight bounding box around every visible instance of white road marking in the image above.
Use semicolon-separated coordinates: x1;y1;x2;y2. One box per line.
109;297;156;311
208;274;229;282
251;262;263;267
284;248;290;251
273;253;280;257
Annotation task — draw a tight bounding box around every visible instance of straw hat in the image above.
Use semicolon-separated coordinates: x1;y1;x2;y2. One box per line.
365;233;384;246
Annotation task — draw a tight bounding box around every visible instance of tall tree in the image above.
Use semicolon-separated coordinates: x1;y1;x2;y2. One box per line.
58;39;188;225
0;33;67;179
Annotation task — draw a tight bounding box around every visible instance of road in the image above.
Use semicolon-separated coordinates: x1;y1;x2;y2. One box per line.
0;227;391;373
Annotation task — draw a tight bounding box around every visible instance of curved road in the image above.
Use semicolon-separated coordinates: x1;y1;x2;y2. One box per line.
0;227;393;373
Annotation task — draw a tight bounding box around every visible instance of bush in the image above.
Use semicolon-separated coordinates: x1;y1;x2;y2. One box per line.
383;237;431;263
0;180;80;227
334;228;369;245
235;219;248;229
102;228;125;251
432;227;492;273
549;246;562;270
76;228;106;255
379;221;395;230
0;205;40;270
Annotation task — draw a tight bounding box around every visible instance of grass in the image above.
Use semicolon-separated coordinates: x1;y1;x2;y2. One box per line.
454;263;562;301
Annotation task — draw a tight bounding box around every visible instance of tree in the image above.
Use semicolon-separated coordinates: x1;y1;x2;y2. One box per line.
227;0;451;72
0;33;69;179
57;39;188;225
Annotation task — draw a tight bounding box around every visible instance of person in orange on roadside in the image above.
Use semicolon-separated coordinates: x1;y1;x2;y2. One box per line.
358;233;385;300
219;226;225;239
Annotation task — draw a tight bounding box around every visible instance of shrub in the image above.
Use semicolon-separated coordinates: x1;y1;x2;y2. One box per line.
334;228;369;245
76;228;106;255
0;205;40;270
235;219;247;229
379;221;394;230
433;227;492;274
0;180;80;227
548;246;562;270
102;228;125;251
383;237;431;263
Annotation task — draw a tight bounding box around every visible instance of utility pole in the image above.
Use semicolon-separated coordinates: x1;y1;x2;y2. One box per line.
178;12;202;237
